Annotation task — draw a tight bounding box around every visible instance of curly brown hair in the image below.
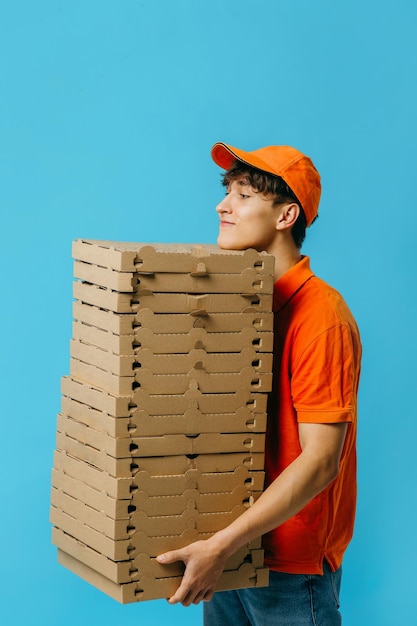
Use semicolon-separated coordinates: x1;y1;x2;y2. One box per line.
221;160;310;249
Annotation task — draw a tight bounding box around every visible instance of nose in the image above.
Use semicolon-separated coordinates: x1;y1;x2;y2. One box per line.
216;194;232;215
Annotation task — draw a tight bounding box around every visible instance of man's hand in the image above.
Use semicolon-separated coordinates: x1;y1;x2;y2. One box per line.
157;537;228;606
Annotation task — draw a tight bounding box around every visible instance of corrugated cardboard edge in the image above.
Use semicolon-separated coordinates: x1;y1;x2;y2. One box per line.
58;548;269;604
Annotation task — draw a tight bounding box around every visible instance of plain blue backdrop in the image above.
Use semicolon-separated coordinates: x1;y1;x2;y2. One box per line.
1;1;416;624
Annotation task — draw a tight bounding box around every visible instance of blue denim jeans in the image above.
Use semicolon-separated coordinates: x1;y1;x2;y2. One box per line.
203;560;342;626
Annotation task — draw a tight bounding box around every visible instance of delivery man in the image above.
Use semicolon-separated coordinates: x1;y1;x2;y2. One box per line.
157;142;362;626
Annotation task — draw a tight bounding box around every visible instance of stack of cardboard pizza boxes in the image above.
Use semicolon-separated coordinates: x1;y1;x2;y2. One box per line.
50;239;274;603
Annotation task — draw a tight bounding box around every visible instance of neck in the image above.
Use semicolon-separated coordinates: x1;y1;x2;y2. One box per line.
265;240;302;282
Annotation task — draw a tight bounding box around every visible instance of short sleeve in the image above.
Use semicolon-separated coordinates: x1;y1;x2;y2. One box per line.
291;324;360;424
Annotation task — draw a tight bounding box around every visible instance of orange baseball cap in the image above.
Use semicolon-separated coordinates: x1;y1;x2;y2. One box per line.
211;142;321;226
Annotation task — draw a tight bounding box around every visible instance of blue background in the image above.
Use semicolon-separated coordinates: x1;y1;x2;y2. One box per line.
1;1;416;624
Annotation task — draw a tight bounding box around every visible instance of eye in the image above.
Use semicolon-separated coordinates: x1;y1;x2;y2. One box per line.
240;193;250;199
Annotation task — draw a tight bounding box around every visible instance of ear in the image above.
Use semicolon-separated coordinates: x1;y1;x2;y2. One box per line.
275;202;300;231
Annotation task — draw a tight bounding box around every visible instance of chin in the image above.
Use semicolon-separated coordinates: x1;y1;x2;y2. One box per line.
217;234;246;251
217;241;246;251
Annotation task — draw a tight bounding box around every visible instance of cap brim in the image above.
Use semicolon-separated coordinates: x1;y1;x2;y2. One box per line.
211;143;239;169
211;142;276;176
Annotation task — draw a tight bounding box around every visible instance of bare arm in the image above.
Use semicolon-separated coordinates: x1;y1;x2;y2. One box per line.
157;421;348;606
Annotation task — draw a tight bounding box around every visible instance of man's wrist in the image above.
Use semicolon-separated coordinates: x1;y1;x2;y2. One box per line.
208;526;245;561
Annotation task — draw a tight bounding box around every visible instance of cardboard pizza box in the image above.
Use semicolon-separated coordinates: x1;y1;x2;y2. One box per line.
73;281;273;314
72;239;274;276
72;300;274;336
74;259;274;295
57;548;269;603
60;395;267;438
69;358;273;396
55;423;265;471
51;469;263;521
53;526;263;584
61;376;268;417
53;449;265;501
52;461;264;506
72;316;273;355
69;338;273;376
51;483;258;535
51;504;248;559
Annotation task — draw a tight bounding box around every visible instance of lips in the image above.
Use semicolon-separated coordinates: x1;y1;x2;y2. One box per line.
220;220;235;227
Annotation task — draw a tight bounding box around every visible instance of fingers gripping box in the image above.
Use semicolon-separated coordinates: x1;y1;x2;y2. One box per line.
50;240;274;603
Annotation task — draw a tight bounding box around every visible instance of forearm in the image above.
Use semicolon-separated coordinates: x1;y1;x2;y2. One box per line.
209;446;340;559
157;422;347;605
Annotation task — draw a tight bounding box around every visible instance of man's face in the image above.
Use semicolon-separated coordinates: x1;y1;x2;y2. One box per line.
216;179;279;252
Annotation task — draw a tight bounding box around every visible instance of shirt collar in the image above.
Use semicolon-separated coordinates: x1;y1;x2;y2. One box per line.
273;256;314;311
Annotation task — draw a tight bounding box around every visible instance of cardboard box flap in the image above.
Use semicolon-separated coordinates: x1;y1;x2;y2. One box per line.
70;358;273;395
52;501;246;547
52;467;264;520
69;339;273;375
57;413;265;458
53;449;264;496
74;260;274;295
61;395;267;437
73;239;274;275
52;463;264;512
73;280;273;314
72;300;274;334
51;483;257;535
72;317;273;355
53;527;263;584
57;548;269;603
61;375;268;417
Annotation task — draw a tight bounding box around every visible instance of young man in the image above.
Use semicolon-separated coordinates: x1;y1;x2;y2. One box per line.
157;142;362;625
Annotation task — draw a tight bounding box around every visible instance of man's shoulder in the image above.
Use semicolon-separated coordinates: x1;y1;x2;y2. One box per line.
295;273;358;332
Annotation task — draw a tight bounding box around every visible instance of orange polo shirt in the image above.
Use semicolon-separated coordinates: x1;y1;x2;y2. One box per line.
263;256;361;574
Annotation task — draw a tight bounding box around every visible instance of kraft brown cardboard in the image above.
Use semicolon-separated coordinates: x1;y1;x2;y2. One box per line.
131;270;273;295
54;526;184;582
72;239;137;272
72;317;273;355
51;468;130;519
52;460;264;503
73;281;273;314
73;300;274;334
53;238;274;602
53;527;263;584
52;463;264;504
70;358;273;396
128;467;265;496
51;485;258;539
72;239;275;275
58;548;269;603
53;449;265;500
61;395;133;437
57;412;266;456
61;395;267;438
51;503;249;559
55;522;261;569
51;469;263;521
74;259;274;295
69;338;273;376
61;375;268;417
55;422;265;467
51;506;133;560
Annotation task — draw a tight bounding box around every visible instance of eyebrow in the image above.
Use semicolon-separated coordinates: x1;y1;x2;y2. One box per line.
236;179;259;192
236;179;254;188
